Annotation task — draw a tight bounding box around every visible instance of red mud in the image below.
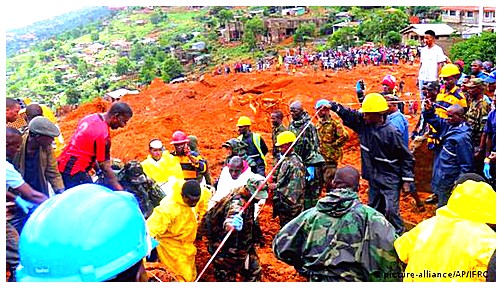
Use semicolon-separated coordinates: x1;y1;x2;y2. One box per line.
55;62;435;282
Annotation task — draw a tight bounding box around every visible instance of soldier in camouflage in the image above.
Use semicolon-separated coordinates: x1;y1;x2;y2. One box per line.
288;100;325;209
222;138;258;171
315;100;349;190
117;160;166;218
273;166;402;282
271;110;288;162
269;131;306;227
199;177;268;281
463;78;491;175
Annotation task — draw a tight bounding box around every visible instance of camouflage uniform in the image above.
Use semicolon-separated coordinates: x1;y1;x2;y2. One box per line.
465;97;491;147
273;188;402;282
223;139;258;172
199;186;262;282
273;152;306;227
117;161;166;218
272;123;287;162
316;117;349;188
288;112;325;209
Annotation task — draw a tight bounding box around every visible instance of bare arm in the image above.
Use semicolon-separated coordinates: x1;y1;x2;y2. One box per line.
98;160;124;191
12;183;48;204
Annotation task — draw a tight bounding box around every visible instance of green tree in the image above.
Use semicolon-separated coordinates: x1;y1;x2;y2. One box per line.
294;23;316;45
161;56;184;82
328;26;357;48
358;8;408;43
77;60;88;77
65;87;81;105
90;32;100;41
54;70;63;84
383;31;402;47
116;57;132;75
217;9;234;27
450;32;496;71
243;17;265;50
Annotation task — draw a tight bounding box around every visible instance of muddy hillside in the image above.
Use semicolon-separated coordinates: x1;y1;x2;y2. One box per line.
58;63;436;282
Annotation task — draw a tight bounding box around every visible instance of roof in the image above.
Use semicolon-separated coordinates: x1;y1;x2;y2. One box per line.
440;6;496;12
105;88;139;99
400;24;456;36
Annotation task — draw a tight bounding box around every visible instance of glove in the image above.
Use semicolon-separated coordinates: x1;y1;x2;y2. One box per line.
484;163;492;179
306;166;315;181
14;196;37;214
230;215;243;231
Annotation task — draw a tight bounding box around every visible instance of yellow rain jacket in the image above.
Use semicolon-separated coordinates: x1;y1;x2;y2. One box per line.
195;185;213;222
141;151;184;184
146;179;198;282
395;180;496;282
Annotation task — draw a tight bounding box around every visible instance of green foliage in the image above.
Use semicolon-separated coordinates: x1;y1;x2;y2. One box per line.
90;32;100;41
161;56;184;82
358;8;408;43
383;31;402;47
217;9;234;27
243;17;265;50
406;39;420;47
65;87;81;105
449;32;496;71
54;70;63;84
294;23;316;45
77;60;88;77
328;27;357;48
115;57;132;75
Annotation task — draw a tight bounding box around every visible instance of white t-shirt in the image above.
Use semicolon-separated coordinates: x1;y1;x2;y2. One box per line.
6;160;25;190
418;44;447;81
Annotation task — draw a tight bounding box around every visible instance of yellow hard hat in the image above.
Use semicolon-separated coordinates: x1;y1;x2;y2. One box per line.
236;116;252;127
359;93;388;113
439;63;460;78
276;131;296;146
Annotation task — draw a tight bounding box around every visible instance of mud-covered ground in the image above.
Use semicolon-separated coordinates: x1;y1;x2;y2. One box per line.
54;62;435;282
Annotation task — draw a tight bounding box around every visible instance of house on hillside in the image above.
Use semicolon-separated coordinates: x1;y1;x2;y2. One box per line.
191;41;206;51
440;6;496;33
103;88;139;102
400;23;456;42
332;21;360;33
400;24;459;56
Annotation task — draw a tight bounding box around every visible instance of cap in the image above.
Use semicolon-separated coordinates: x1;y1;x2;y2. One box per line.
149;139;163;149
28;116;60;137
464;78;484;88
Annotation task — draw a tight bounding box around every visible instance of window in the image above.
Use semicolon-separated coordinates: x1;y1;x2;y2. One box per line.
485;12;490;18
467;11;473;18
449;10;456;16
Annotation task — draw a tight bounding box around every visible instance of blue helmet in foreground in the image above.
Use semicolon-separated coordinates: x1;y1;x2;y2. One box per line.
16;184;157;282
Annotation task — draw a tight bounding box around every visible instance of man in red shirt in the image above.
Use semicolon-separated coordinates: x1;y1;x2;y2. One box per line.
58;102;133;190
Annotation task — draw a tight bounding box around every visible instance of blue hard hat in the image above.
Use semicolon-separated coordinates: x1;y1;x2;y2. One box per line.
16;184;157;282
315;99;330;110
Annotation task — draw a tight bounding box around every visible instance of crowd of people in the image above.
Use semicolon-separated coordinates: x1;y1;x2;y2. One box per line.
5;29;497;282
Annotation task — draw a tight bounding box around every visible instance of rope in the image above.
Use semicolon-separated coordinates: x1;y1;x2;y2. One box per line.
195;108;321;282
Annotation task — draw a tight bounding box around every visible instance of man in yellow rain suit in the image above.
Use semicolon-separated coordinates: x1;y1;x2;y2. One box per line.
394;179;496;282
146;179;202;282
141;139;184;184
